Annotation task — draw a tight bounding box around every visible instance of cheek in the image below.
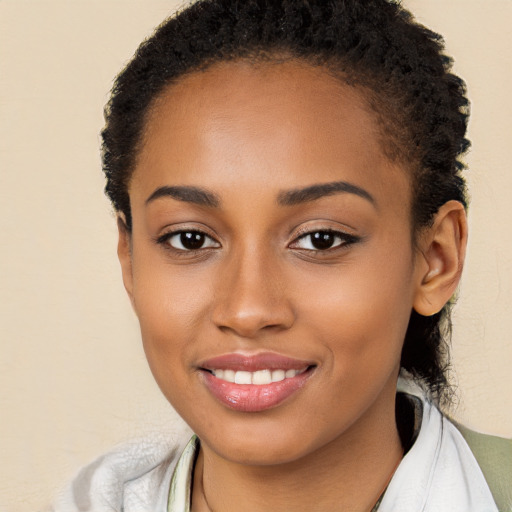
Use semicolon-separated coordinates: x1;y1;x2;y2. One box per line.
295;245;415;377
130;248;216;384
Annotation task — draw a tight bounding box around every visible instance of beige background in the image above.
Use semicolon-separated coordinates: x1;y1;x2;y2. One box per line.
0;1;511;510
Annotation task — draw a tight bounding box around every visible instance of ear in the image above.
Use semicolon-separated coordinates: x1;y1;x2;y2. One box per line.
117;213;135;308
413;200;468;316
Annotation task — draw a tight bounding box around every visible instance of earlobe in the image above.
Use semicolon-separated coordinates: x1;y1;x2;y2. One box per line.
413;200;468;316
117;214;135;308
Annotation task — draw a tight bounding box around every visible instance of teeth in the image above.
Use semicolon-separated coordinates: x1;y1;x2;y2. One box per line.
211;368;303;384
223;369;235;382
271;369;285;382
234;371;252;384
252;369;272;385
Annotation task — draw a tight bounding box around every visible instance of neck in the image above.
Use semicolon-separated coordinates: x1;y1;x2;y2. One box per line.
192;389;404;512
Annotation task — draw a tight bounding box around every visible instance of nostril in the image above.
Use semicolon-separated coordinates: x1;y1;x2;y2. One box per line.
211;282;296;337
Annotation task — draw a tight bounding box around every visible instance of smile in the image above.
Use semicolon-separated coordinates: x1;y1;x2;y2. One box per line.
210;368;306;385
199;352;316;412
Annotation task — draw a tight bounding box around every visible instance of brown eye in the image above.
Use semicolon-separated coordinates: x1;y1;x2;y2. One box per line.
310;232;337;250
181;232;205;249
165;231;220;251
291;230;359;251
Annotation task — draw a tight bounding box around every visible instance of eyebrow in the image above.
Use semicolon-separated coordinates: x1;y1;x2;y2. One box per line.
277;180;376;207
145;180;375;209
145;185;221;208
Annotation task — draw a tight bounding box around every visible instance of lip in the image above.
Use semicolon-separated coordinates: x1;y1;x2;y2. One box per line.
198;352;316;412
199;352;313;372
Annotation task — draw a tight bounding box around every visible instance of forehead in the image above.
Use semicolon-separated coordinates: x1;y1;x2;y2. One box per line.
132;59;410;210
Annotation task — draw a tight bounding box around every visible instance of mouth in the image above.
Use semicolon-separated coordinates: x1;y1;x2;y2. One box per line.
206;367;308;384
198;352;316;412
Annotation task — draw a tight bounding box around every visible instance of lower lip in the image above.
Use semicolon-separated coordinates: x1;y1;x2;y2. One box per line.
201;369;314;412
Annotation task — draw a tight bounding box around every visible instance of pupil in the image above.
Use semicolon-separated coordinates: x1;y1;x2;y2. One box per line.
311;231;334;250
180;232;205;250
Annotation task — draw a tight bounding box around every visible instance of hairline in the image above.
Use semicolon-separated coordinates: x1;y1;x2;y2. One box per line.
123;53;421;232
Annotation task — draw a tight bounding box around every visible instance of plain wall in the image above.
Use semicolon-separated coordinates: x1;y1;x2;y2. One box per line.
0;1;511;510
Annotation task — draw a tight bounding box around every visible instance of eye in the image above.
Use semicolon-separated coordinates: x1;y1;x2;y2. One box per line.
291;230;358;251
162;230;220;251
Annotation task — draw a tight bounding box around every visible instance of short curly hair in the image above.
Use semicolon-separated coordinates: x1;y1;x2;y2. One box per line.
101;0;470;406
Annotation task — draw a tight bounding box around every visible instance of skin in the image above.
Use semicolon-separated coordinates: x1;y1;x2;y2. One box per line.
118;60;467;512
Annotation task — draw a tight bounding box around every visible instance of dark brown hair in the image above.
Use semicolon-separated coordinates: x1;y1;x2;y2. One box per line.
101;0;470;405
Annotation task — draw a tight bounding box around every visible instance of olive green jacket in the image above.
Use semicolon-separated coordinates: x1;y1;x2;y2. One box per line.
455;422;512;512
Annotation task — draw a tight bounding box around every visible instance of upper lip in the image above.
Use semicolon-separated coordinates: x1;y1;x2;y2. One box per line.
199;352;315;372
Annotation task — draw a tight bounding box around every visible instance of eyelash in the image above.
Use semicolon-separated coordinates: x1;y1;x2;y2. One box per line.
156;228;360;255
290;229;360;253
156;229;220;254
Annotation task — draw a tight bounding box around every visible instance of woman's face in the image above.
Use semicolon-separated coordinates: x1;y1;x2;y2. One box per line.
123;60;426;464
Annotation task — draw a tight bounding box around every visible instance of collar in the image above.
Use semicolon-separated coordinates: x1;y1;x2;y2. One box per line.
167;392;497;512
167;435;199;512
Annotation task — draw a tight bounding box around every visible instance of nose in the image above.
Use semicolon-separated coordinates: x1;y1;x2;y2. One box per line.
211;247;295;338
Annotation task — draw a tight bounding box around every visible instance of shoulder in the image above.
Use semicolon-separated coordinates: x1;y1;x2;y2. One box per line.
396;378;508;511
50;429;192;512
450;420;512;512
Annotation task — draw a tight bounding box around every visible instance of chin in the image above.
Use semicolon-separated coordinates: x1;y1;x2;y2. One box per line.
189;406;342;466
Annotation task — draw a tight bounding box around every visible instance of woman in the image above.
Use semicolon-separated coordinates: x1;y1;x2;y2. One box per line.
52;0;511;510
